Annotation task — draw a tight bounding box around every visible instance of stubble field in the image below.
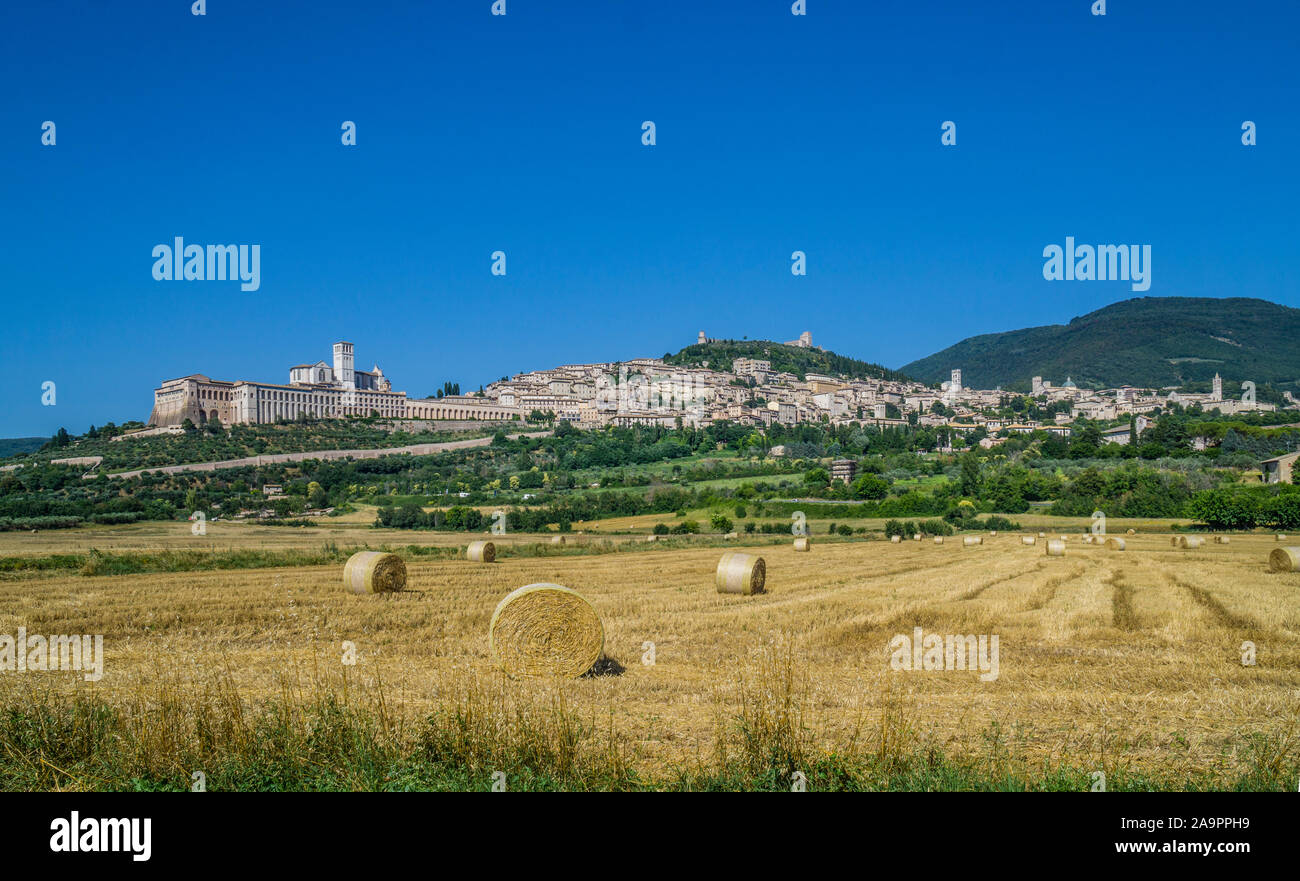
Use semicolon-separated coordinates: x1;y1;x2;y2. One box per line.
1;522;1297;790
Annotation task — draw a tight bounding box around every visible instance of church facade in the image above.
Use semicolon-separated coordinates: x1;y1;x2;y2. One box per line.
147;341;517;427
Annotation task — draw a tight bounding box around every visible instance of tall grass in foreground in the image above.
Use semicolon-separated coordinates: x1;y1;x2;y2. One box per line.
1;647;1295;792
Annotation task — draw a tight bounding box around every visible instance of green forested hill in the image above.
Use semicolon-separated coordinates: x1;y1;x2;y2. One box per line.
664;339;908;382
0;438;47;458
900;297;1300;391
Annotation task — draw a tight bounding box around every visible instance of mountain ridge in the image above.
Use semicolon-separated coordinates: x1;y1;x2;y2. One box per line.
899;296;1300;391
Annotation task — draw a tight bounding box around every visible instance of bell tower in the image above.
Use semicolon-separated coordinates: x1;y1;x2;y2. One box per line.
333;341;355;389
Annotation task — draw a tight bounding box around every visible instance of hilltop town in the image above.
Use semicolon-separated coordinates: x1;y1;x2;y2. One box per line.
138;331;1291;455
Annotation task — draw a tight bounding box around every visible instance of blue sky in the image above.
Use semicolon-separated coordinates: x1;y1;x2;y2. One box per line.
1;0;1296;437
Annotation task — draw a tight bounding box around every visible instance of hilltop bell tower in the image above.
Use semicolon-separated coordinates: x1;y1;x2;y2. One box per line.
333;341;355;389
1212;373;1223;400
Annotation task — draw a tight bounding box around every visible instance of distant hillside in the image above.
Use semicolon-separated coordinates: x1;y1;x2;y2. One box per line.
0;437;48;458
664;339;908;383
901;297;1300;392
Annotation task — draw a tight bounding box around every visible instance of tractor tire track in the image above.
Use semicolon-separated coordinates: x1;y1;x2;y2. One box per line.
1108;570;1138;631
1022;562;1088;611
1170;576;1259;630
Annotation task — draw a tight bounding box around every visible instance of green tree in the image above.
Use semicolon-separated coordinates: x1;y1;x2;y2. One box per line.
804;467;830;487
958;453;980;497
851;473;889;500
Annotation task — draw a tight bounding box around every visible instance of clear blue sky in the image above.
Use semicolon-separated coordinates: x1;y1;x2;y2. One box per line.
1;0;1296;437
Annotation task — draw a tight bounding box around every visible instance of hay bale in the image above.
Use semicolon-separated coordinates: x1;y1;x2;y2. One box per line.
1126;528;1136;535
342;551;407;595
913;533;923;541
1178;536;1205;549
1105;537;1126;551
645;535;658;542
1037;532;1045;538
1269;547;1300;572
716;552;766;595
1021;536;1036;545
890;535;901;543
1045;539;1065;557
962;536;982;547
1214;535;1230;544
933;536;944;544
1277;535;1289;542
488;583;604;678
1170;536;1181;547
793;537;811;552
724;532;739;540
467;540;496;563
550;536;565;545
989;531;997;536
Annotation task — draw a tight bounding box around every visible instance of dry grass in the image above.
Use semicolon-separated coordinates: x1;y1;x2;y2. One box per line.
0;526;1297;789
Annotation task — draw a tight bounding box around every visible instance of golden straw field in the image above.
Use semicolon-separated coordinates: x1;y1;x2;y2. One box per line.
1;518;1298;790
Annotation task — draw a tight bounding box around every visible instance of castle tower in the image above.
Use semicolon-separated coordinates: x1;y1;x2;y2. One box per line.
698;331;706;346
950;369;962;392
1032;376;1043;396
333;341;355;389
1212;373;1223;400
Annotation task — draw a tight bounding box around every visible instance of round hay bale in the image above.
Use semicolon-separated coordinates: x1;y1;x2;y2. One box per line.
933;536;944;544
550;536;565;545
1277;535;1289;542
1171;536;1181;547
1178;536;1205;549
716;551;766;595
488;583;604;678
1045;539;1066;557
1037;532;1045;538
989;531;997;536
793;537;811;552
890;535;901;543
724;532;739;540
1269;547;1300;572
1214;535;1230;544
1126;528;1136;535
962;536;982;547
913;533;923;541
467;540;496;563
1021;536;1036;546
1105;537;1126;551
645;535;658;543
342;551;407;595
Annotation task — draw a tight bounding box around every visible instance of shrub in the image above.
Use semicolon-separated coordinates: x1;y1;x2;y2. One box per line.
1189;489;1259;530
1258;490;1300;530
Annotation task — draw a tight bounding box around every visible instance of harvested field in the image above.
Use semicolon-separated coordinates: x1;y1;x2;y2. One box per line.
0;526;1296;790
